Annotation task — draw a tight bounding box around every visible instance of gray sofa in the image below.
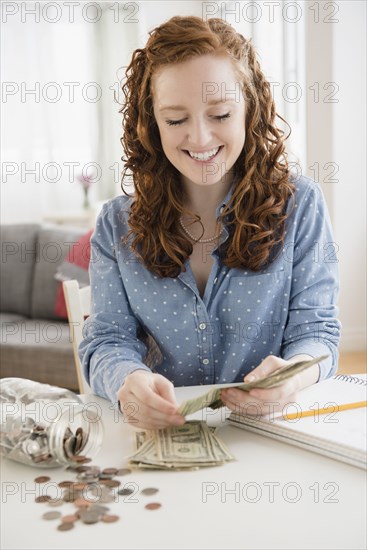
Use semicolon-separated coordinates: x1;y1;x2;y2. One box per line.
0;223;88;391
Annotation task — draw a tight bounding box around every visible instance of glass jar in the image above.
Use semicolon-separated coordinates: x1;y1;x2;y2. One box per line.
0;378;103;468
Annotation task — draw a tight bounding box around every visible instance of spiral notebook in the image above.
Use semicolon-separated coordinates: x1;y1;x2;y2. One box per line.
228;374;367;469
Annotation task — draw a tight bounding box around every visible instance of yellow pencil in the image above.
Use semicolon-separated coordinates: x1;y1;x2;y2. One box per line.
282;400;367;420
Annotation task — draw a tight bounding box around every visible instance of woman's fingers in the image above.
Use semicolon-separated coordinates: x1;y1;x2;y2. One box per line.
125;396;184;425
118;372;185;429
244;355;289;383
152;375;180;410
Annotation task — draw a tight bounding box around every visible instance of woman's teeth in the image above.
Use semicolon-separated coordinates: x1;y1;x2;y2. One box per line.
187;146;221;161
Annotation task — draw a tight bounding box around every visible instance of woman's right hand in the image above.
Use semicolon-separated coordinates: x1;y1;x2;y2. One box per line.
116;370;186;430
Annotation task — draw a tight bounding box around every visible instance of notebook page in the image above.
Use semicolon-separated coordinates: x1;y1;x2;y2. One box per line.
265;375;367;453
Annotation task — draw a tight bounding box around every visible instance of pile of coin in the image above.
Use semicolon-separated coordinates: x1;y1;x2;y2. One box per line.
0;414;92;467
34;465;162;530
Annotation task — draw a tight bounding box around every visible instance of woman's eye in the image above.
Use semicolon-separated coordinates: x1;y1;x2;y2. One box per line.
213;113;231;122
166;118;187;126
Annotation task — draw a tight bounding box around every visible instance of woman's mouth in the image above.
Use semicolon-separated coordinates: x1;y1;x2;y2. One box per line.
183;145;223;163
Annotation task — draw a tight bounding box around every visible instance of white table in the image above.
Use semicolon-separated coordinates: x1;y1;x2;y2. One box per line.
1;385;366;550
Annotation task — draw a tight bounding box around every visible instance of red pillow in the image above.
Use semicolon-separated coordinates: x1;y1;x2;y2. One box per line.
54;230;93;320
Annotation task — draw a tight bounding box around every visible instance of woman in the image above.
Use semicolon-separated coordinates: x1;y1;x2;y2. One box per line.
79;16;341;430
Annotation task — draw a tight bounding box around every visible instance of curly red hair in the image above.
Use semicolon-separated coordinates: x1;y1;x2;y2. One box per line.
119;15;295;277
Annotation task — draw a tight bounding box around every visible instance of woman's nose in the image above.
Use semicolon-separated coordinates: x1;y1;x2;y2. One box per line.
186;118;212;148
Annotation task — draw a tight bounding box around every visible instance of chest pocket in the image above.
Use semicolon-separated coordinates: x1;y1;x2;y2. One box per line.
219;271;287;342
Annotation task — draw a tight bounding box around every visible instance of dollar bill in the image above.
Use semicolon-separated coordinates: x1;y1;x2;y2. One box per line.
128;420;234;470
178;355;329;417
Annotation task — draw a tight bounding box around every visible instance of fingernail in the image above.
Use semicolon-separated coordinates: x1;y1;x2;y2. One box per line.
245;374;256;382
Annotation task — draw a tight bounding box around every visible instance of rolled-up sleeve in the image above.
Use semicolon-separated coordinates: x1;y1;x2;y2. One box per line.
281;182;341;381
78;201;150;404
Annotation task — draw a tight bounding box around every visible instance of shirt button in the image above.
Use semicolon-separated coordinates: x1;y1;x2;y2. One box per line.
202;358;209;365
199;323;206;330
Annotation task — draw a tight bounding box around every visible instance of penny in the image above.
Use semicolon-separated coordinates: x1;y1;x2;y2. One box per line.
117;487;134;496
61;514;79;523
72;482;88;491
58;481;74;488
74;498;91;508
57;522;74;531
34;476;51;484
101;514;120;523
145;502;162;510
115;468;132;476
102;468;118;475
35;495;52;503
42;511;62;520
141;488;159;496
69;455;92;463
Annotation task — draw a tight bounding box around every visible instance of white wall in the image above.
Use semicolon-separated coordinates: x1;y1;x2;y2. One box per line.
331;0;366;350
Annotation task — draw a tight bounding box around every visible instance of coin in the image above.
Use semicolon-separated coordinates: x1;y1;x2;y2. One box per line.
34;476;51;484
58;480;74;488
57;522;74;531
101;514;119;523
117;488;134;496
102;468;118;475
61;514;79;523
72;482;88;491
74;498;91;508
98;473;113;480
42;511;62;520
35;495;52;503
141;488;159;496
99;479;120;488
115;468;132;476
69;455;92;463
79;510;100;524
89;504;110;514
98;493;115;504
145;502;162;510
62;491;78;503
69;465;89;473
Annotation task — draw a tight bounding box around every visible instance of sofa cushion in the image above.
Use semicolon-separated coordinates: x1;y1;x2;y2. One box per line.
30;226;85;320
0;224;40;317
0;313;79;390
54;229;93;319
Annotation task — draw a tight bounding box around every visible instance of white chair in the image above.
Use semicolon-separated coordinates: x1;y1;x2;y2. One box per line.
62;280;92;394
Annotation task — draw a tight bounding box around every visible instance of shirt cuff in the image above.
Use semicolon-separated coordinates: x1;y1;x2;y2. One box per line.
101;361;151;410
282;340;337;383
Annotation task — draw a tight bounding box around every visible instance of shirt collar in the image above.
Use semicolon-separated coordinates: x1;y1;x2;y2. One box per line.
215;181;236;219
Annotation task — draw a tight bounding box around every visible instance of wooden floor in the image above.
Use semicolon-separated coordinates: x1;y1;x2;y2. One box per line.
337;351;367;375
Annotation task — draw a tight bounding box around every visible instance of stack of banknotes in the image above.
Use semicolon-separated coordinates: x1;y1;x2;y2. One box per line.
128;420;235;470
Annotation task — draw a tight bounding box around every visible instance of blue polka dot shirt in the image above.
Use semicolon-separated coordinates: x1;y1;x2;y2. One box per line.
79;174;341;405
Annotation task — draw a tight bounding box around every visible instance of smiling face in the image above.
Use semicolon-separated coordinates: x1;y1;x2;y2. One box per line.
152;54;246;190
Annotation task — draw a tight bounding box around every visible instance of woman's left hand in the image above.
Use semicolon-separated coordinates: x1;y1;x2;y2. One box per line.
220;354;320;417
